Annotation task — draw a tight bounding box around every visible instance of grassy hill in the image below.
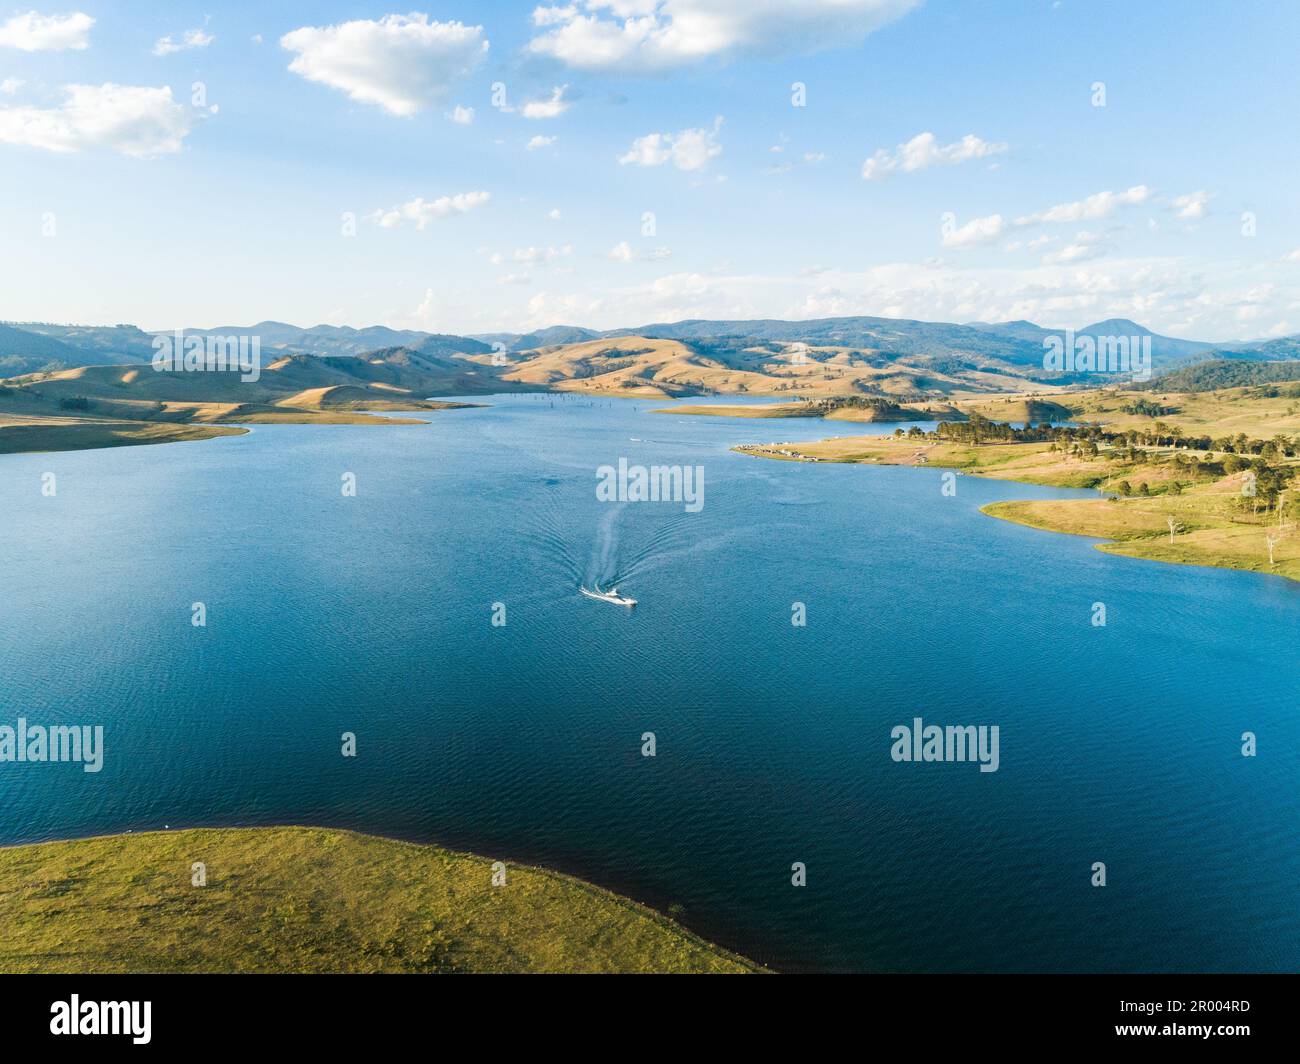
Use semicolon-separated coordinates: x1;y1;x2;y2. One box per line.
494;333;1063;400
0;323;104;377
1143;359;1300;393
0;827;759;974
0;349;494;453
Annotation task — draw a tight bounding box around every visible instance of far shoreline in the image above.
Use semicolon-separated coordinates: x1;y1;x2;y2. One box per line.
733;433;1299;584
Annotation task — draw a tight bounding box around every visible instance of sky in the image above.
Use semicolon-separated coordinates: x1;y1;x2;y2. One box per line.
1;0;1298;340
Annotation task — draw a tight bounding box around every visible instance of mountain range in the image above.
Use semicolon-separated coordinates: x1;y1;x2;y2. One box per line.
2;315;1297;398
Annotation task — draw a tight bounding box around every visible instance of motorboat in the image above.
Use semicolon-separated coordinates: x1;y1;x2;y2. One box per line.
580;583;637;607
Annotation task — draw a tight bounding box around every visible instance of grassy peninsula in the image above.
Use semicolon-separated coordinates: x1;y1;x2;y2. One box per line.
0;826;759;974
736;389;1300;582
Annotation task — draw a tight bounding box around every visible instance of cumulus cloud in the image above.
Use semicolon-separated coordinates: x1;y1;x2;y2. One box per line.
527;0;918;72
608;240;672;261
491;244;572;266
448;104;474;124
1042;230;1107;264
281;14;487;116
1171;189;1209;220
0;82;196;156
367;190;490;230
862;132;1006;180
521;85;570;118
153;28;214;56
0;78;23;95
527;134;556;150
619;116;721;170
1015;185;1150;225
0;10;93;51
942;214;1004;248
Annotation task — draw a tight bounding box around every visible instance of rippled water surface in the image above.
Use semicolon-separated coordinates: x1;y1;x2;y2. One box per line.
2;394;1297;971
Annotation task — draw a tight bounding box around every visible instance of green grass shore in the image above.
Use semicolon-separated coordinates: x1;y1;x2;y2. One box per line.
0;826;760;974
735;434;1299;582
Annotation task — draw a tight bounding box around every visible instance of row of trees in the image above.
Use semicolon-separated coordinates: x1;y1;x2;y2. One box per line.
893;413;1297;512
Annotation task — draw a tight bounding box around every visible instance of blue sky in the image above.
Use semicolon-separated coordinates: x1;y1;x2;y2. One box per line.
1;1;1298;339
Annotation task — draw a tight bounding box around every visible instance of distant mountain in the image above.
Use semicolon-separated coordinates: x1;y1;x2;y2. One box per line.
178;322;444;359
600;316;1047;367
969;318;1216;366
0;324;117;377
5;323;158;365
1144;359;1300;393
467;332;521;348
507;325;601;351
8;315;1300;398
412;334;495;359
1207;335;1300;361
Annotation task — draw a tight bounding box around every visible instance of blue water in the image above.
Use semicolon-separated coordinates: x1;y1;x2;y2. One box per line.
1;393;1297;972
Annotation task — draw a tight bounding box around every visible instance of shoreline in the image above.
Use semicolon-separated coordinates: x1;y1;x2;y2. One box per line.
0;824;763;974
0;401;482;456
733;435;1299;583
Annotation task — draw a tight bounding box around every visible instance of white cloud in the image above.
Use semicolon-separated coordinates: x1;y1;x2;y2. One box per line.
1042;230;1107;264
1015;185;1150;225
942;214;1004;248
532;5;580;28
527;134;556;150
0;10;93;51
399;250;1300;340
0;83;196;156
1172;189;1209;220
368;190;490;230
620;117;721;170
153;28;214;56
448;104;474;124
608;240;672;261
521;85;570;119
547;207;562;220
493;244;572;265
862;132;1006;180
0;78;23;95
281;14;487;117
527;0;919;72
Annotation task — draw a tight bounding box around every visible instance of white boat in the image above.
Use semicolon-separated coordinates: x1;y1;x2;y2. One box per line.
580;583;637;607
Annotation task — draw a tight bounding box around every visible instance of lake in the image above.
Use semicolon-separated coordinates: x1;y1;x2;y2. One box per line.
2;393;1297;972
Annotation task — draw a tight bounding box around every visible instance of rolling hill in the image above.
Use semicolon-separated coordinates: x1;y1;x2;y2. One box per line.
0;323;112;377
6;314;1300;407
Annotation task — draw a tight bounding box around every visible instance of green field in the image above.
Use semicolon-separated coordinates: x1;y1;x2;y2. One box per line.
0;827;760;974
